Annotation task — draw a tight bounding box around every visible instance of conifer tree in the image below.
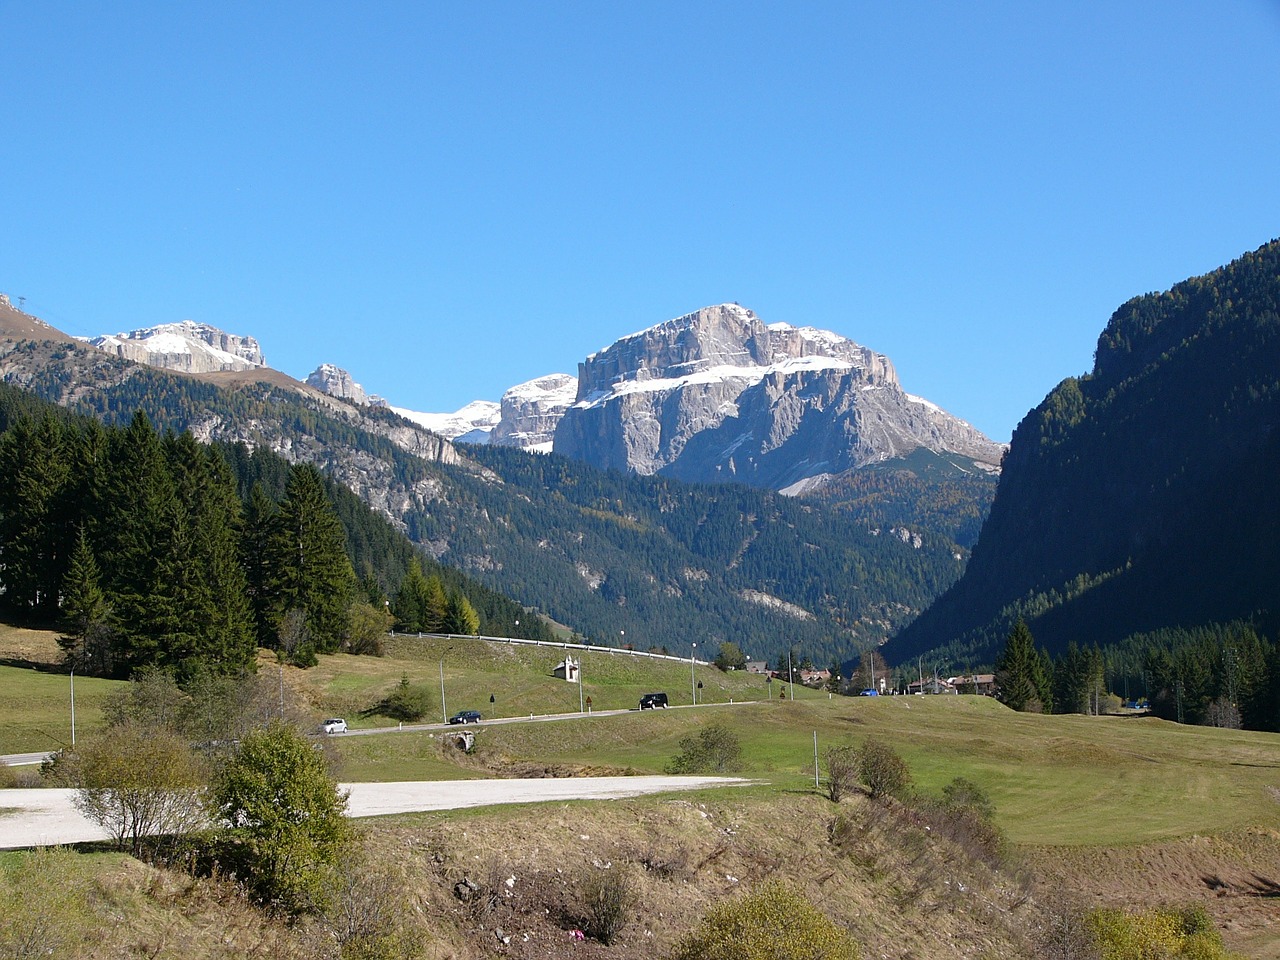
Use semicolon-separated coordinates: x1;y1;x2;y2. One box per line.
267;465;356;658
95;412;178;673
443;590;480;636
0;414;71;620
57;528;116;675
162;434;255;673
242;483;280;649
392;558;431;633
995;618;1051;712
423;574;449;633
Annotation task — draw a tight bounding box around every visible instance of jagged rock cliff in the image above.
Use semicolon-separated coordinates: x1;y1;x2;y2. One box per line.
306;363;387;407
88;321;266;373
491;373;578;452
553;303;1002;488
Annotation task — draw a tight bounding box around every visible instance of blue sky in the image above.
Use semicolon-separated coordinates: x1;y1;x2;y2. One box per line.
3;2;1278;442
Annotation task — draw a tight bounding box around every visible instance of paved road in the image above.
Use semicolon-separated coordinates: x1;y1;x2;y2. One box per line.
0;775;755;849
0;700;759;765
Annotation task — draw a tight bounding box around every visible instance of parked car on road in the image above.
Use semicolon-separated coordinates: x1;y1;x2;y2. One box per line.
448;710;482;724
321;718;347;734
639;692;669;709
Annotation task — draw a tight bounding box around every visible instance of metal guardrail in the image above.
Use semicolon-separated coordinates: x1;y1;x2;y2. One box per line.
389;631;710;666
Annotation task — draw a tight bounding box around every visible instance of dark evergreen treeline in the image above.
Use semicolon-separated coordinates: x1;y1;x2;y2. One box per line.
991;618;1278;731
0;384;549;677
890;238;1280;666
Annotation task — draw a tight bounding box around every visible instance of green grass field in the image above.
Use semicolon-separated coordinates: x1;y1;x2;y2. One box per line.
4;626;1277;849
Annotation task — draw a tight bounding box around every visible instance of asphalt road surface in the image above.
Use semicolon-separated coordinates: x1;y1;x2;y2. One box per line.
0;775;754;849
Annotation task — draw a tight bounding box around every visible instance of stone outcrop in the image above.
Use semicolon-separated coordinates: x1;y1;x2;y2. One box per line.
307;363;367;403
554;303;1003;488
88;321;265;373
491;373;578;452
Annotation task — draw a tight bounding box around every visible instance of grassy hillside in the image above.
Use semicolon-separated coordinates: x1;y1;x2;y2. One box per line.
3;623;1279;957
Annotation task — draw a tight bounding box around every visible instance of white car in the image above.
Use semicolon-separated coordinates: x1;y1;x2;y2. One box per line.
321;718;347;734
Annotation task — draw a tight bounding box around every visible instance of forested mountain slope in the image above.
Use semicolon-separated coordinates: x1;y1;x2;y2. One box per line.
889;239;1280;665
0;323;973;667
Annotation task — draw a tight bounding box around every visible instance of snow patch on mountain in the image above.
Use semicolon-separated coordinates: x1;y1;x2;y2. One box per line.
86;321;265;373
391;400;502;443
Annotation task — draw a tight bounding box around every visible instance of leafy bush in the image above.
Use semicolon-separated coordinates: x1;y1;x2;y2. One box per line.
859;738;911;801
208;721;353;914
377;675;433;721
673;879;860;959
666;724;743;774
1087;905;1240;959
71;721;207;858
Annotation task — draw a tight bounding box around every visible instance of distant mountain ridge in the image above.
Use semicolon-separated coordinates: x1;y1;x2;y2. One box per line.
0;296;980;661
86;320;266;373
554;303;1003;490
81;301;1002;498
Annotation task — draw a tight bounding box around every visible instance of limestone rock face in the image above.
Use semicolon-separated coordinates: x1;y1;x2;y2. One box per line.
491;373;578;452
554;303;1003;488
306;363;388;407
88;321;265;373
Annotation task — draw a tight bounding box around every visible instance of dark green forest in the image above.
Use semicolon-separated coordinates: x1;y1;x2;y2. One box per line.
890;239;1280;676
0;384;549;678
989;618;1278;732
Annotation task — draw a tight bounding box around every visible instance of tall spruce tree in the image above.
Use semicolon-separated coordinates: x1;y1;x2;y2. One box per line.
242;483;280;649
443;590;480;636
0;414;71;620
162;434;255;673
995;619;1051;712
57;527;116;675
266;464;356;659
95;412;178;673
392;558;432;633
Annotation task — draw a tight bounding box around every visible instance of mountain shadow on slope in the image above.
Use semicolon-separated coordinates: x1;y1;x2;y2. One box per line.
888;238;1280;665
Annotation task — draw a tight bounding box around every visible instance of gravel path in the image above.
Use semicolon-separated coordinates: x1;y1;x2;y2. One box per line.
0;776;753;849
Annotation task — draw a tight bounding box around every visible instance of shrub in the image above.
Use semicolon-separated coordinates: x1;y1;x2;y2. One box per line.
580;868;635;945
824;744;859;803
673;879;860;960
666;724;743;774
377;675;433;721
71;721;207;858
1086;905;1239;960
859;738;911;801
208;721;353;914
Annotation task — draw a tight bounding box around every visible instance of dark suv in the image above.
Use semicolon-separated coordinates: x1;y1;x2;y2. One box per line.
639;692;669;710
448;710;482;724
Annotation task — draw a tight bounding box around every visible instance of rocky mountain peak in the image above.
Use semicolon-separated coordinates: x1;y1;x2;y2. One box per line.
492;373;578;452
305;363;387;406
555;303;1001;487
87;321;265;373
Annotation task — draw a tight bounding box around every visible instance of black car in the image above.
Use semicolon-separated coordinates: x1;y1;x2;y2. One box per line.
448;710;482;724
639;692;669;710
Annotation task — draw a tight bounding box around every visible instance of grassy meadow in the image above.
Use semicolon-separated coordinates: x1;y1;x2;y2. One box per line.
3;624;1278;849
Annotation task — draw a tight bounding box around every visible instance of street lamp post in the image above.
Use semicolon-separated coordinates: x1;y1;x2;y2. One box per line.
691;643;697;705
